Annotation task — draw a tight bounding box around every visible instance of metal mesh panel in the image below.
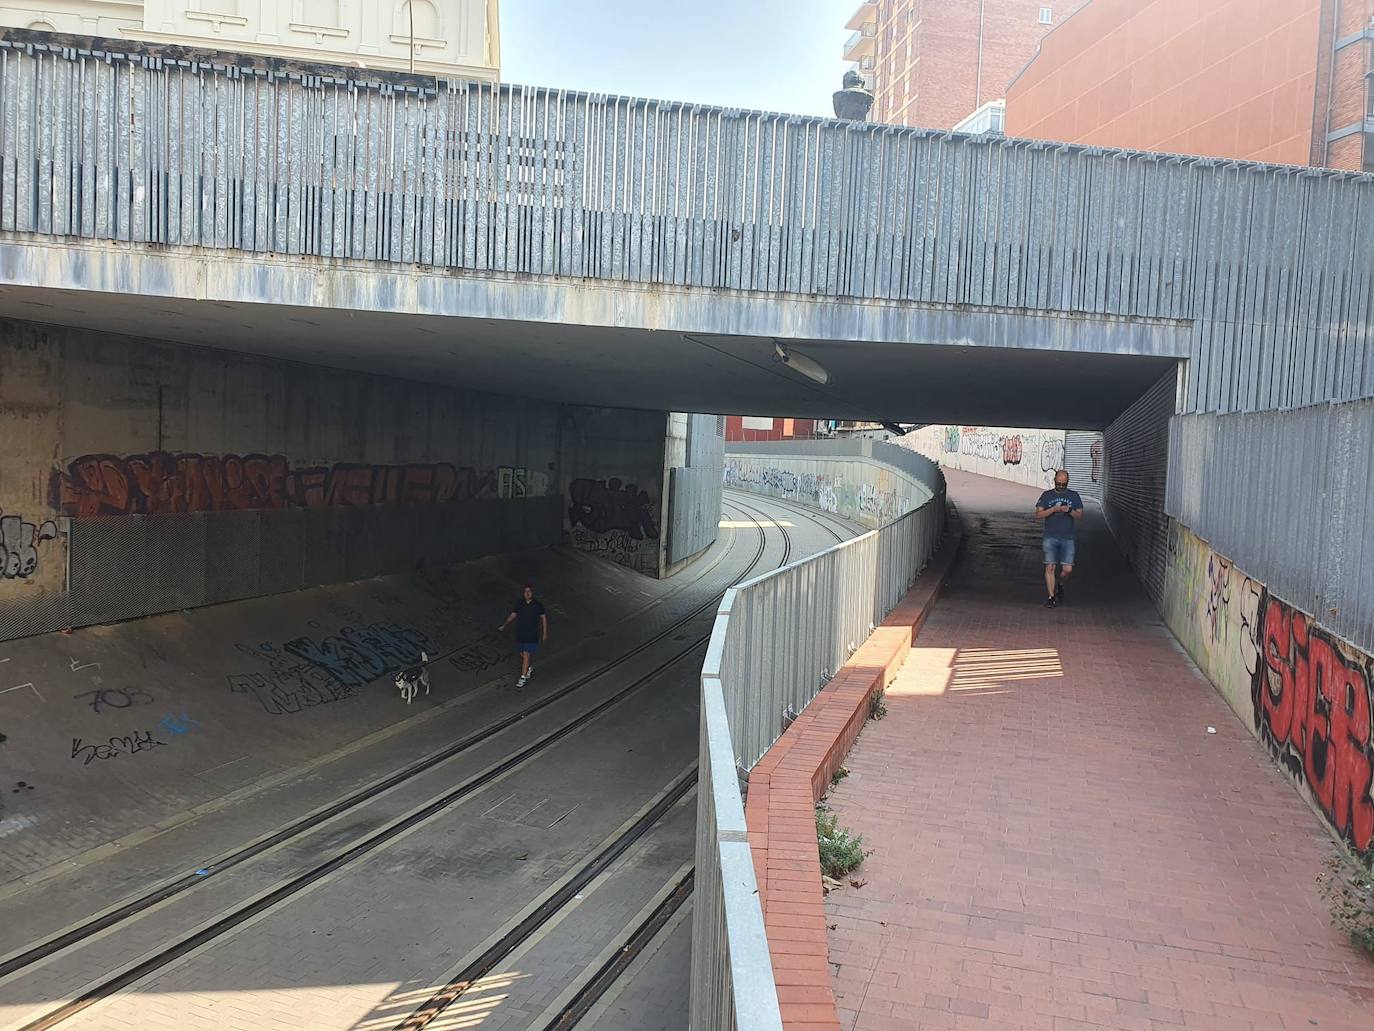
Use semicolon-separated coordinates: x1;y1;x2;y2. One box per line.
0;594;75;642
302;508;352;587
1103;370;1179;604
205;510;265;602
257;510;306;596
67;517;152;621
343;508;384;582
141;512;209;614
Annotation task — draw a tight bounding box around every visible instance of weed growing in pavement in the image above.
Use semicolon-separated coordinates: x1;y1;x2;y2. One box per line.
868;687;887;721
829;766;849;788
1318;851;1374;954
816;805;866;879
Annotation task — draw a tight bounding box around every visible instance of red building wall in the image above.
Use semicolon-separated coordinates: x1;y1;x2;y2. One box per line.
724;417;820;442
873;0;1092;129
1005;0;1327;166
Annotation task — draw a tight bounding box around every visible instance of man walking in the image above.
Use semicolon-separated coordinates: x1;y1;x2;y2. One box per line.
1035;469;1083;608
499;584;548;688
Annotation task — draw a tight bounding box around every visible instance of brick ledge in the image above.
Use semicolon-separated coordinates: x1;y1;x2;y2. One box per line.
744;511;963;1029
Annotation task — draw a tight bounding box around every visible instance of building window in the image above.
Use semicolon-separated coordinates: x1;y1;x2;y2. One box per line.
396;0;440;38
300;0;340;23
1039;6;1053;23
187;0;248;31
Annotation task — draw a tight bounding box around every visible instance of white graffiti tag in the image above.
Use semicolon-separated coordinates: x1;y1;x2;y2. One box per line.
0;511;59;580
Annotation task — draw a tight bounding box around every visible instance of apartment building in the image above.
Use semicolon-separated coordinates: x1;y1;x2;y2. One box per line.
842;0;1090;129
1005;0;1373;171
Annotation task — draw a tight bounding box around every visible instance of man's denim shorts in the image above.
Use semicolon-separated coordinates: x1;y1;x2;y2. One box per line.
1043;537;1075;565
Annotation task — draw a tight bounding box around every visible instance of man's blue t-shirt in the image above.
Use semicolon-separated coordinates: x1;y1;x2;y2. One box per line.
1037;487;1083;539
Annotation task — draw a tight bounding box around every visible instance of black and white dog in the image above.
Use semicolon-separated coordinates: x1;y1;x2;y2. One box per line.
394;652;430;704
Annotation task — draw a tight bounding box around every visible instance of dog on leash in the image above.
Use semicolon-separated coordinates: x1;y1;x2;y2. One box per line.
394;652;430;704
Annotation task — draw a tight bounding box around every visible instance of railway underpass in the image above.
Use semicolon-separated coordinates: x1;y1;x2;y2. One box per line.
0;29;1370;1031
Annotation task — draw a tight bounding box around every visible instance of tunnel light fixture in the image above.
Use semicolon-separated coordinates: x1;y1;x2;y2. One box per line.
772;342;830;386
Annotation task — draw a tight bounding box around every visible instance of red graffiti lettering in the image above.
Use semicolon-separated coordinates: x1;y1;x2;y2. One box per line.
53;455;134;518
51;454;485;517
1255;596;1374;853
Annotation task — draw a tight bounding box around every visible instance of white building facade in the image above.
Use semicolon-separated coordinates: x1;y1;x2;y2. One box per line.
1;0;500;80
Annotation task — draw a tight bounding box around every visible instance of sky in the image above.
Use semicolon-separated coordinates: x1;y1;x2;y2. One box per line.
499;0;855;117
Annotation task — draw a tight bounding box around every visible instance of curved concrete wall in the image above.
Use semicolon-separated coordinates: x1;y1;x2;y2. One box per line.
723;440;936;530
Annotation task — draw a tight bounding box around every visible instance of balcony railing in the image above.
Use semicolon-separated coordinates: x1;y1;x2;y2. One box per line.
843;24;876;60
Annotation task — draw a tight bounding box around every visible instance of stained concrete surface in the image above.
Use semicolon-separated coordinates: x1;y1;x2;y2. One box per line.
0;544;680;890
0;493;857;1030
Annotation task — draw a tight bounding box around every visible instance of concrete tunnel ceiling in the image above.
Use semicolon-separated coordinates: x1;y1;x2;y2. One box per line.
0;286;1179;430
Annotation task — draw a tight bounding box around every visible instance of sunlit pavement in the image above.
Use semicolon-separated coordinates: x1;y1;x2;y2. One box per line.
824;469;1374;1031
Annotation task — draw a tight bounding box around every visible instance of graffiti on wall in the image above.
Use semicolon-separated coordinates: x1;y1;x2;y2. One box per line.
911;425;1065;489
227;622;431;716
566;477;660;575
1255;597;1373;855
1166;523;1373;858
722;459;918;528
568;478;659;539
1039;438;1065;473
0;510;59;581
50;452;546;518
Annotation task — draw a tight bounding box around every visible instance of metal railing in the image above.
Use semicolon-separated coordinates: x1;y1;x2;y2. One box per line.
691;456;946;1029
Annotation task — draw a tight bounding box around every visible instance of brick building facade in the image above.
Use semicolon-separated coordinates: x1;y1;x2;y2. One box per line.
724;417;832;443
1005;0;1373;171
844;0;1091;130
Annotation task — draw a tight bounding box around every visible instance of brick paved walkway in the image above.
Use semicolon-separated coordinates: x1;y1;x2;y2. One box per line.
824;470;1374;1031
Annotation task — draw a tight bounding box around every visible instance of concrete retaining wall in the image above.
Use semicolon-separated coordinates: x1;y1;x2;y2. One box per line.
560;407;670;578
723;441;935;530
0;318;706;640
901;425;1070;492
1161;521;1373;867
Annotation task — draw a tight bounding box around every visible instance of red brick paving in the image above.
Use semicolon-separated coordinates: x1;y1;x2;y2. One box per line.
749;519;963;1030
824;470;1374;1031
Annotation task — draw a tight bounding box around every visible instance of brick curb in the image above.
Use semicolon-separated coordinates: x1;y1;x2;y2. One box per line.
743;507;964;1029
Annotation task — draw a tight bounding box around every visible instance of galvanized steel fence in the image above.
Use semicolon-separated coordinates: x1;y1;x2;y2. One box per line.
1;33;1372;414
1166;399;1374;655
692;459;945;1029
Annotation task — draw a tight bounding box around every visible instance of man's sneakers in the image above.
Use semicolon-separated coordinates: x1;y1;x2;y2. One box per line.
1055;582;1066;604
516;666;535;690
1044;596;1058;609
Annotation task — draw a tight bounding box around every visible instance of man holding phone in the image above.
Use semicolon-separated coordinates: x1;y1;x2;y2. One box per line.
1035;469;1083;609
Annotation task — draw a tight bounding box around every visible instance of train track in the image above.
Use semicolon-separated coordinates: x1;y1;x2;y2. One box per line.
724;487;858;545
391;492;826;1030
6;495;800;1031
